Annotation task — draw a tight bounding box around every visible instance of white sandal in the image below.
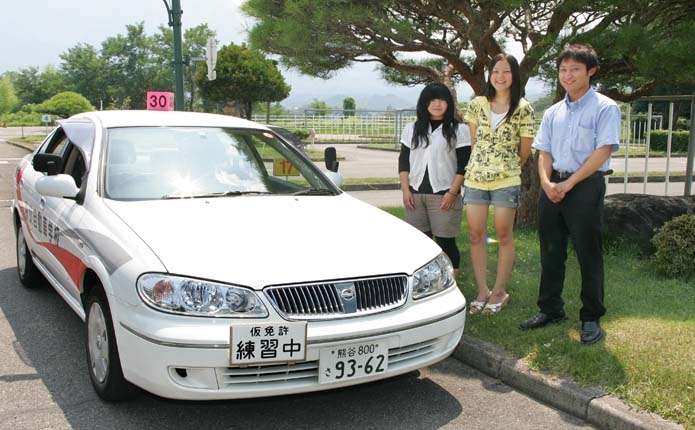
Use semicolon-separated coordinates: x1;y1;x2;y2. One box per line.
482;294;509;315
469;292;491;314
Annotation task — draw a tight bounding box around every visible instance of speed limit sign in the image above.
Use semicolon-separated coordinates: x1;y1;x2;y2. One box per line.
146;91;174;111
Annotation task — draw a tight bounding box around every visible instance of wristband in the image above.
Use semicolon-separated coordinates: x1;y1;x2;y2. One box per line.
446;191;458;196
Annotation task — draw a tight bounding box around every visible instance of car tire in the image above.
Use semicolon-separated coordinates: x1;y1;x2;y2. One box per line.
85;286;139;401
16;225;44;288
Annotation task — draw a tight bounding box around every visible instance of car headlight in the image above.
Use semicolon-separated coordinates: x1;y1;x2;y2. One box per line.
412;253;455;300
137;274;268;317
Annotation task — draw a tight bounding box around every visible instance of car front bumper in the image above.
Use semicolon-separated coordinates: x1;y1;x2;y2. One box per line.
114;287;466;400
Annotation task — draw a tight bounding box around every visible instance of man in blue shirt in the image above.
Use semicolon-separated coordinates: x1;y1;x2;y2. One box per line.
519;44;621;345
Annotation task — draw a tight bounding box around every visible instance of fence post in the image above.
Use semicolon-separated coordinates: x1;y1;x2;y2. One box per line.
664;102;674;195
643;103;652;194
623;104;631;193
685;93;695;196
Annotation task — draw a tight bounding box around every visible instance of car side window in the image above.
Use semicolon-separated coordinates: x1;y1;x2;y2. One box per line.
39;129;70;156
35;128;86;187
62;144;87;187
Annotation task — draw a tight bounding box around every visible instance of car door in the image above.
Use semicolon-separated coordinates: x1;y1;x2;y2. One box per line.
24;127;89;306
18;128;70;280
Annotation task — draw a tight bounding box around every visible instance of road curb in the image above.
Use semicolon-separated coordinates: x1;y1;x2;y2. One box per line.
342;182;399;191
453;335;683;430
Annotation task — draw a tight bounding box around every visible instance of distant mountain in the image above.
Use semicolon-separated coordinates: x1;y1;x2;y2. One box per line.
282;91;416;112
281;78;550;112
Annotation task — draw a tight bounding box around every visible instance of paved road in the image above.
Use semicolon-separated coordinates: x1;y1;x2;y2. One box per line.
308;144;693;207
0;139;594;428
310;142;692;179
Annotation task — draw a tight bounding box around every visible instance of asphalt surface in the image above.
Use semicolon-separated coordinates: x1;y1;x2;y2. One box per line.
1;128;685;429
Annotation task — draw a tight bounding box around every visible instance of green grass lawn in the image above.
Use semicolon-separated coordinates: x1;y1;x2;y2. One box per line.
382;206;695;429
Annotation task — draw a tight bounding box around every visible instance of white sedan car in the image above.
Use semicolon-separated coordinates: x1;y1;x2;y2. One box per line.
12;110;466;401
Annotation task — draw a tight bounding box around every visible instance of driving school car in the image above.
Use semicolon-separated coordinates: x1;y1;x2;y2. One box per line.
12;110;466;401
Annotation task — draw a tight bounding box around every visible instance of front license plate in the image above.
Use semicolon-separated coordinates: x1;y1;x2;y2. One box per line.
319;341;388;384
230;322;307;365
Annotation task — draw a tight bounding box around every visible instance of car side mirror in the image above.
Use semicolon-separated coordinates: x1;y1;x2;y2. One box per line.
33;153;62;176
35;174;79;200
324;147;339;172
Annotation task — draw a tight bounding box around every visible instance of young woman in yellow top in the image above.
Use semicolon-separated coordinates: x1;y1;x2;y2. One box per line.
463;53;535;314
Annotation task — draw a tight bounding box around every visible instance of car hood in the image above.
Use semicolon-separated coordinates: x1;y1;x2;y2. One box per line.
105;194;440;287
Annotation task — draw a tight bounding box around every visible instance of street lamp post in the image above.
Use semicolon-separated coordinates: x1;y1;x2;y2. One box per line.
163;0;185;111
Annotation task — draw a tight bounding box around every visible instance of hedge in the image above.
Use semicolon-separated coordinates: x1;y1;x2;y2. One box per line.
648;130;691;152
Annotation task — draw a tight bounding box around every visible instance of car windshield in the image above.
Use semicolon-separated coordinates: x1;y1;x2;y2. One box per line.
104;126;336;201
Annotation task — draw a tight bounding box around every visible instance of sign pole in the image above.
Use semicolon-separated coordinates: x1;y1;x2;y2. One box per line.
163;0;185;111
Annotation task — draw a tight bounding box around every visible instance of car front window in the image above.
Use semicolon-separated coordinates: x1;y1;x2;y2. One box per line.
104;127;335;200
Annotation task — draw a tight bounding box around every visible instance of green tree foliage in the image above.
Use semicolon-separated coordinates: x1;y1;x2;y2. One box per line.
242;0;695;101
37;91;94;118
195;43;290;119
308;99;330;116
154;24;216;111
11;66;66;105
630;83;695;127
59;43;109;109
531;93;556;113
254;101;288;117
343;97;356;117
100;22;171;110
0;76;19;115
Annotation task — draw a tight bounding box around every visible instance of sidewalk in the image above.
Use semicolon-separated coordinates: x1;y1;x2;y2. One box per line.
344;179;692;208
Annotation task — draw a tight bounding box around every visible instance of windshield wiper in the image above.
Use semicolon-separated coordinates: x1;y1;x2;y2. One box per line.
161;191;271;199
291;188;335;196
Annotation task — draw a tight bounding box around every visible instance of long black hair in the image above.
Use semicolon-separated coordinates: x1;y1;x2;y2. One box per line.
485;53;521;123
412;82;459;149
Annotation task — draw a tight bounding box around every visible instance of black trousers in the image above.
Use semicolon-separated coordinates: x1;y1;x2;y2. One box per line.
537;173;606;321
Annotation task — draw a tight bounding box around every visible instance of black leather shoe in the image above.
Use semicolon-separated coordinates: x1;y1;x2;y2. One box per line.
518;312;567;330
581;321;602;345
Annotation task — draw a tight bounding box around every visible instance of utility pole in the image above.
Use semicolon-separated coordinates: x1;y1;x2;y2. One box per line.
163;0;185;111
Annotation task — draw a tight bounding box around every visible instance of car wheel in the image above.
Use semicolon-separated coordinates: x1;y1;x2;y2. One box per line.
16;225;43;288
85;286;138;401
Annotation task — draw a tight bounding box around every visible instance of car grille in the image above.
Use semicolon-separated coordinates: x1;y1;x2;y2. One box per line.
217;337;441;389
264;275;408;320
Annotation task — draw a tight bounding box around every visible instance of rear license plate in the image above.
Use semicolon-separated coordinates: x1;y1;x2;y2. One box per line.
319;341;388;384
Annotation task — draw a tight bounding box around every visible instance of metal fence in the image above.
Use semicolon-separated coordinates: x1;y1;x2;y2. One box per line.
252;109;416;146
254;96;695;197
619;95;695;196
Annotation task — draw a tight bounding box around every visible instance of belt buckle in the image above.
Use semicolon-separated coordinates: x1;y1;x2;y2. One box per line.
555;170;571;179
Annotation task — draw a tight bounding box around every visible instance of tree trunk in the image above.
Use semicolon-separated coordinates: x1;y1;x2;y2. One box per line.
516;151;540;228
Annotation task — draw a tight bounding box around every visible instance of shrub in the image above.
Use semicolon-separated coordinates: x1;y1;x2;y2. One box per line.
675;117;691;131
648;130;690;152
290;129;310;140
651;214;695;277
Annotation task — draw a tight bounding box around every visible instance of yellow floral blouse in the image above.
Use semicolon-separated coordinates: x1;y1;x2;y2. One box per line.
464;96;535;185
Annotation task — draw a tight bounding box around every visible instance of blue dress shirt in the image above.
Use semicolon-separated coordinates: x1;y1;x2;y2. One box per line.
532;88;621;173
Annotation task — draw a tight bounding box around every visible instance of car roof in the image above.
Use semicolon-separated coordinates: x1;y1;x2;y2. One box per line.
68;110;269;130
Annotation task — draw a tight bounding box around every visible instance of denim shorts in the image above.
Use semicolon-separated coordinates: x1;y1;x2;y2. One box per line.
463;185;520;209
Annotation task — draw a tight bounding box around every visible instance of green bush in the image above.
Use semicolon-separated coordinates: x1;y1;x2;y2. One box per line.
651;214;695;277
290;129;310;140
649;130;690;152
675;117;691;131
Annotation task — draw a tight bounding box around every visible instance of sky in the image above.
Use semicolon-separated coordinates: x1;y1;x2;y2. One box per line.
0;0;547;109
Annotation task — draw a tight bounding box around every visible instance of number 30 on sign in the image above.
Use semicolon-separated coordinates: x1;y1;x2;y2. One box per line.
146;91;174;111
